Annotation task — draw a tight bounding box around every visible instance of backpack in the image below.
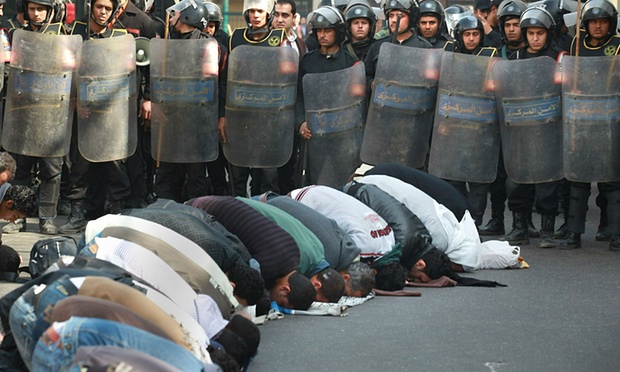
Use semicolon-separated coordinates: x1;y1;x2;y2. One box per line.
24;236;78;278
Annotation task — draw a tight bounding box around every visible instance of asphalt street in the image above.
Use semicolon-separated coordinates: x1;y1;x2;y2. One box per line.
1;190;619;372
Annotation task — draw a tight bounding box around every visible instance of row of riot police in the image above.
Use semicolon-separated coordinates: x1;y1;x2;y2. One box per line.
0;0;227;235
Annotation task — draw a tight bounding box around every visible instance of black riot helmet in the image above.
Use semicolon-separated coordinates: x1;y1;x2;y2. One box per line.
310;5;348;44
528;0;578;28
453;15;484;52
383;0;420;29
23;0;56;26
167;0;209;30
320;0;349;13
581;0;618;35
497;0;527;41
418;0;445;31
203;1;223;33
444;4;474;37
520;6;556;49
344;0;377;40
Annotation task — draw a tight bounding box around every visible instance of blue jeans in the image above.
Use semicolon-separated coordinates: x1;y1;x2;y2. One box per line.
9;275;78;370
32;317;209;371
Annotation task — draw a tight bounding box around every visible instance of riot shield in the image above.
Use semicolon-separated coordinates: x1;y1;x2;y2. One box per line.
303;63;366;187
428;52;500;183
2;30;81;157
361;43;443;168
224;45;298;168
562;55;620;183
150;38;219;163
77;34;137;162
493;57;563;184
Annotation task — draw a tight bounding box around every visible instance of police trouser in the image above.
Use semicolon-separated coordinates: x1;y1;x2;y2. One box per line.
13;154;62;219
230;165;251;198
446;180;488;224
488;150;507;214
566;181;620;235
206;145;229;196
84;161;131;212
507;180;559;216
153;162;208;202
124;123;146;208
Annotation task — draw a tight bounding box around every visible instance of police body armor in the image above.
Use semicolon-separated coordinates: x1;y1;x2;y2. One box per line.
562;55;620;182
428;52;500;183
493;56;563;183
76;34;138;162
224;45;298;167
303;62;367;187
150;38;219;163
361;43;443;168
2;30;82;157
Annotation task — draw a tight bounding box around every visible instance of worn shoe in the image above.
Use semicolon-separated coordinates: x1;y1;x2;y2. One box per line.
558;231;581;250
478;218;505;236
39;219;58;235
2;219;25;234
538;232;557;248
595;228;610;242
528;221;540;238
553;222;567;239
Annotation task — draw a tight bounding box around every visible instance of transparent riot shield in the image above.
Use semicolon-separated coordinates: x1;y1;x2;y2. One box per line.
2;30;81;157
493;57;563;184
303;63;366;187
224;45;298;168
428;52;500;183
361;43;443;168
150;38;219;163
77;34;137;162
562;55;620;183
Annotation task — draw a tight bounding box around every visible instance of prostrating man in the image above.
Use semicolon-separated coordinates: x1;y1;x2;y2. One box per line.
190;196;317;310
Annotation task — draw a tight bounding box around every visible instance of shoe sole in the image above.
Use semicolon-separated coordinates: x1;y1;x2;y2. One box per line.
558;244;581;250
479;231;505;236
507;239;530;245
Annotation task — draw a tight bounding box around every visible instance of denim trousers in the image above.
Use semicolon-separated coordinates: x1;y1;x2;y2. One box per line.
31;317;209;371
9;275;78;370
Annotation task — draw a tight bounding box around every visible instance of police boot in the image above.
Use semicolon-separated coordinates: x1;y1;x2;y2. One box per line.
528;212;540;238
504;211;529;245
606;191;620;251
610;235;620;252
59;201;87;234
2;218;25;234
538;215;556;248
39;219;58;235
479;209;505;236
558;231;581;250
554;209;569;239
595;212;610;241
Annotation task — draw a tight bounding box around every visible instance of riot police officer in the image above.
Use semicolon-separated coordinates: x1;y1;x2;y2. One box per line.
417;0;451;49
561;0;620;250
3;0;69;235
343;0;376;60
446;15;498;56
503;6;565;248
296;6;357;147
364;0;431;81
496;0;527;59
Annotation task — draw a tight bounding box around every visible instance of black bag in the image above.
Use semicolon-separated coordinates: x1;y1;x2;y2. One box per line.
25;236;78;278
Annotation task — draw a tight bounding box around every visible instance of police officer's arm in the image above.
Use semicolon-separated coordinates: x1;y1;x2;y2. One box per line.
295;56;311;139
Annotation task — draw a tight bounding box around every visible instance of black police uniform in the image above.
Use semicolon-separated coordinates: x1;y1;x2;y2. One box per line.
227;27;286;197
364;31;431;81
153;28;228;202
562;33;620;249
